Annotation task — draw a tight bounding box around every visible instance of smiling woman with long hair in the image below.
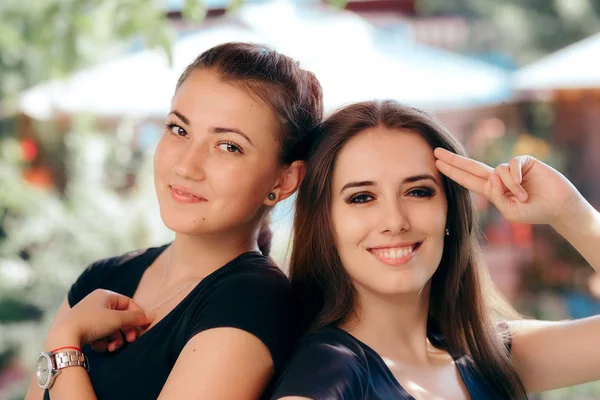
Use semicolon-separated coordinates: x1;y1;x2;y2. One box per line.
273;100;600;400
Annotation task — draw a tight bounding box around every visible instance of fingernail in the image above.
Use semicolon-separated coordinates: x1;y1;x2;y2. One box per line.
491;175;500;187
518;190;528;201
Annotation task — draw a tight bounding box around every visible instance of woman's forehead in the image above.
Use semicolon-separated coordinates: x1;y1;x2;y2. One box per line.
333;128;439;181
172;69;278;137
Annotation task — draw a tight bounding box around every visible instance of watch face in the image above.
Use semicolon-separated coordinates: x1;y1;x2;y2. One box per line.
36;354;51;387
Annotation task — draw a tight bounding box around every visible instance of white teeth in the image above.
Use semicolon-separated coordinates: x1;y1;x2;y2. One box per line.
176;189;192;197
374;244;416;259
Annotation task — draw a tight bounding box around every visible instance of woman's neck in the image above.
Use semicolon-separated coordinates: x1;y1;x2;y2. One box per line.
342;283;433;365
166;229;259;282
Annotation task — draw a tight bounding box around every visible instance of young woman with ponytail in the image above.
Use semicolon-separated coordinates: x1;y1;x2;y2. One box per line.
26;42;323;400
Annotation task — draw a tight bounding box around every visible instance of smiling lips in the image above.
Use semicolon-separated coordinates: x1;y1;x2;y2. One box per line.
169;185;206;204
368;242;422;266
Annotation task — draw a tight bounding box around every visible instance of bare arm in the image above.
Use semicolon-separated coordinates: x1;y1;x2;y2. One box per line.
511;203;600;393
41;351;97;400
552;200;600;274
157;327;274;399
510;317;600;393
25;298;72;400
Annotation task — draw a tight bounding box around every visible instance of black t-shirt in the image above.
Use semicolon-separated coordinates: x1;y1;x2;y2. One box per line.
272;326;506;400
44;244;295;400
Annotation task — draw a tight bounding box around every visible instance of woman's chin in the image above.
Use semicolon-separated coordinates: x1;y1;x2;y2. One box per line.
160;214;207;236
361;278;431;297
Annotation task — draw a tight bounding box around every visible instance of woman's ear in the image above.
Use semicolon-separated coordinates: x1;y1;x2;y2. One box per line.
264;160;306;205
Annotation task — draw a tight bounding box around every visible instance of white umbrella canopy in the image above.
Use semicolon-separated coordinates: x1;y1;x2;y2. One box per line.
312;42;511;112
18;0;512;119
514;32;600;91
238;0;512;112
18;25;269;120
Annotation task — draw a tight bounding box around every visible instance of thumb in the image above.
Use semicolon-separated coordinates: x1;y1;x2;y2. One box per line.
118;309;154;329
486;173;512;213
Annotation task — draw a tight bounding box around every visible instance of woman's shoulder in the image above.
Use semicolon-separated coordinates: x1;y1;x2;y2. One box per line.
301;326;367;352
187;251;292;317
68;245;167;306
272;325;370;399
86;245;166;275
180;252;294;369
204;251;290;292
291;326;370;373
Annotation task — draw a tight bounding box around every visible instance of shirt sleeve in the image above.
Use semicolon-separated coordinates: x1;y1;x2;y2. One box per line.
67;255;122;307
185;264;295;370
271;335;368;400
67;248;151;307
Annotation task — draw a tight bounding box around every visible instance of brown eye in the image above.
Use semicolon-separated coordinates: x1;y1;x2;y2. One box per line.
165;122;186;137
348;193;374;204
217;141;243;154
408;187;435;197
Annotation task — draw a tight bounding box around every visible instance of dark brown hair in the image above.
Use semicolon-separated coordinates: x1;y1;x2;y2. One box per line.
176;42;323;255
291;100;527;399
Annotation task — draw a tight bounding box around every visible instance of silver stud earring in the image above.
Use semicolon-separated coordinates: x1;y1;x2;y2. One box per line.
268;192;276;201
445;228;450;236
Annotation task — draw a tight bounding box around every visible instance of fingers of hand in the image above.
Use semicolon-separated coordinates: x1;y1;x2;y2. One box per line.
123;327;139;343
108;291;138;311
91;328;140;353
495;163;528;202
106;292;151;326
90;338;109;353
509;157;522;184
434;148;493;179
118;310;154;329
435;159;487;194
485;174;512;211
106;330;124;352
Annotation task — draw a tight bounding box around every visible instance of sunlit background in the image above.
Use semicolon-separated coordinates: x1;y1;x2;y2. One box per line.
1;0;600;398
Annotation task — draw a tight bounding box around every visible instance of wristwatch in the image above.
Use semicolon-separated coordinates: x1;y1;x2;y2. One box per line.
36;349;89;389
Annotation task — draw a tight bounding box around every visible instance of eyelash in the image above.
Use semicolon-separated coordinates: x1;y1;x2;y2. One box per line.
346;187;436;204
217;141;243;154
347;193;374;204
408;187;436;198
165;121;186;137
164;121;243;154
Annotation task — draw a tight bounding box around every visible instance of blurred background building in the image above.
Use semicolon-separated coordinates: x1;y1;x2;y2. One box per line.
1;0;599;398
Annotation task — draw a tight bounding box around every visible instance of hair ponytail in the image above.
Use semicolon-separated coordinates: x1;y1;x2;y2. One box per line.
257;215;273;256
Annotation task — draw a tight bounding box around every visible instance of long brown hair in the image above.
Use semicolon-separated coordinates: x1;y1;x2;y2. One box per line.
291;100;527;399
176;42;323;255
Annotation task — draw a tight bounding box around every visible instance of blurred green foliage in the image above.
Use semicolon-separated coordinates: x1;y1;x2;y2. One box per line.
0;0;209;100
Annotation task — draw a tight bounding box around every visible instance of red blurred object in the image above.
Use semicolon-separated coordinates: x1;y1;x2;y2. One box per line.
23;166;54;188
511;222;533;248
20;138;38;162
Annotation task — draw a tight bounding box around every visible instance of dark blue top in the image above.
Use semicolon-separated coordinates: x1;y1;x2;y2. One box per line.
272;325;506;400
